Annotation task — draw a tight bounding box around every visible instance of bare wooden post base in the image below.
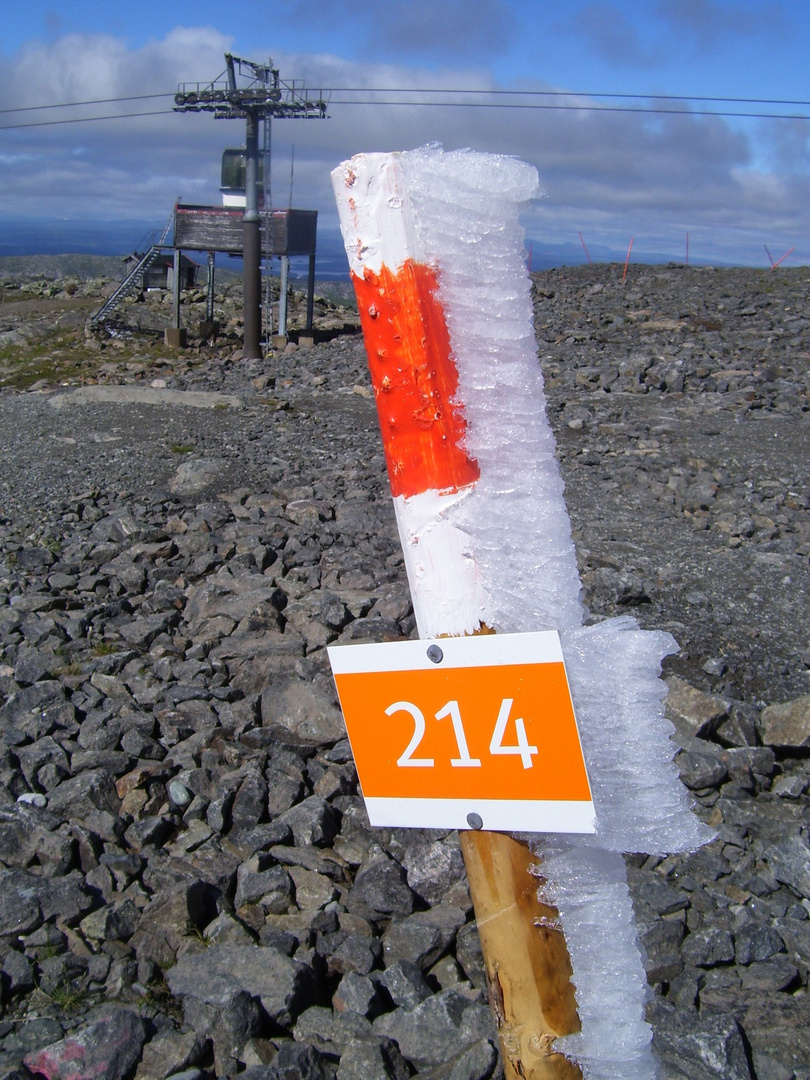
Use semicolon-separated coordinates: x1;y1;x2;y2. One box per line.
460;831;582;1080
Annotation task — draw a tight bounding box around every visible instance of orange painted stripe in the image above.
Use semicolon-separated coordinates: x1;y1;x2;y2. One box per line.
352;259;480;499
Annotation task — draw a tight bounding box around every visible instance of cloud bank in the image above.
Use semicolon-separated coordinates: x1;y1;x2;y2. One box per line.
0;24;807;265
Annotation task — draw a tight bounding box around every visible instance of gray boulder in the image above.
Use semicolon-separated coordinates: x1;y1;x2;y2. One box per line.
23;1008;145;1080
372;988;495;1070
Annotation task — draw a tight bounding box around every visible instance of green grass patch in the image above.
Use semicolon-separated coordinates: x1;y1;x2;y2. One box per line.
0;331;104;390
54;661;84;677
92;641;119;656
137;975;184;1022
35;977;89;1014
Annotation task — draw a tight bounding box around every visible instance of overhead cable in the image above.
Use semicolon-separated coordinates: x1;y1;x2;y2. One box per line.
3;87;810;113
0;93;173;115
2;88;810;130
0;109;176;130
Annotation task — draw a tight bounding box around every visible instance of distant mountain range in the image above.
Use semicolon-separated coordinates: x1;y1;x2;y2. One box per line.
0;215;721;281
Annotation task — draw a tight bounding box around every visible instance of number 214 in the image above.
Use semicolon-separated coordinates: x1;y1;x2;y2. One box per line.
387;698;538;770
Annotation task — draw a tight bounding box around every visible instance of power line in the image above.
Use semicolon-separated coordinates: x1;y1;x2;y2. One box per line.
327;99;810;122
0;92;173;115
328;87;810;108
3;87;810;114
2;89;810;131
0;109;174;130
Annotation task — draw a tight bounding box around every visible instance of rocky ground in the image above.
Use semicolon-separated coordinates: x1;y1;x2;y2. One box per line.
0;263;808;1080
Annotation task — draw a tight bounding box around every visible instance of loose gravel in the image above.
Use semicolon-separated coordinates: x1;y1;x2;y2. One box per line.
0;264;808;1080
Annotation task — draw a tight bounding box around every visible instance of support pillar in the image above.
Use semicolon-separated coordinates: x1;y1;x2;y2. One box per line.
164;247;187;347
297;251;317;347
460;832;581;1080
243;109;262;359
306;251;315;331
172;247;181;329
278;255;289;336
273;255;290;347
206;252;216;322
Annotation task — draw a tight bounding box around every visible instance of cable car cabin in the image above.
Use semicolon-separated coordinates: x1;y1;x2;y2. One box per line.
220;148;265;208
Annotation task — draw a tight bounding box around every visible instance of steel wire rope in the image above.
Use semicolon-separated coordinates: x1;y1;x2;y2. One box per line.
0;109;174;129
325;99;810;121
0;92;173;114
325;86;810;107
3;87;810;114
2;103;810;131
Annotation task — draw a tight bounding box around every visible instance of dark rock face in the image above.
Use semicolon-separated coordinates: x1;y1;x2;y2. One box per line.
0;264;807;1080
22;1008;145;1080
372;989;494;1069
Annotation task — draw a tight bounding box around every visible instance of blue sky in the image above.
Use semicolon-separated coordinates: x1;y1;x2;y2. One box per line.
1;1;809;265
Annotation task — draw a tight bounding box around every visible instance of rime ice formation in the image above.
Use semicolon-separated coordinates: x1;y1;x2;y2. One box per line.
332;145;713;1080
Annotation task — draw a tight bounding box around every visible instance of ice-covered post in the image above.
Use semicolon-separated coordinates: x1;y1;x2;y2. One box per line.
332;149;580;1079
331;147;712;1080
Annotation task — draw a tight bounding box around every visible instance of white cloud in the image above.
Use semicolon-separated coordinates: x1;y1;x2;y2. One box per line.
0;26;234;106
0;28;806;264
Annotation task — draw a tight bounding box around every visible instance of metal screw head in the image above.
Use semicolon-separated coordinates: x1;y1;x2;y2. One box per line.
466;812;484;830
426;644;444;664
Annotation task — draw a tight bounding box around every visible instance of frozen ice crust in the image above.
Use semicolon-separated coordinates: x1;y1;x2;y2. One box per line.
332;144;713;1080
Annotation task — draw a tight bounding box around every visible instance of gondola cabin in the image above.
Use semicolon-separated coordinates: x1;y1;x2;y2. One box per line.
220;148;265;208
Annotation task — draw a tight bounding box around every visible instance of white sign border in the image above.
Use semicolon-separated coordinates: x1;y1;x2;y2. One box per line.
328;629;596;835
328;629;564;674
364;796;596;833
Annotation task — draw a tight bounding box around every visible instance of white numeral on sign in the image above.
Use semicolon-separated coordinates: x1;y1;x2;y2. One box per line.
389;701;434;767
391;698;537;770
489;698;538;770
435;700;482;767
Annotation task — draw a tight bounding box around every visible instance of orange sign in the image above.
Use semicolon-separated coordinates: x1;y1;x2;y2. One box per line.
328;632;595;833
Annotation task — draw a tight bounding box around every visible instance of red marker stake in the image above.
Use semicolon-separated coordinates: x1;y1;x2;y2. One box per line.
622;237;634;283
771;246;795;269
333;152;582;1080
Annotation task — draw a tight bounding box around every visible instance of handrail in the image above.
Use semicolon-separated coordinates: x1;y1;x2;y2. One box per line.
87;244;171;326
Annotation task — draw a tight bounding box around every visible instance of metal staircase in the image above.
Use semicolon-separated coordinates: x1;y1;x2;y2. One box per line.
88;213;175;327
88;246;164;325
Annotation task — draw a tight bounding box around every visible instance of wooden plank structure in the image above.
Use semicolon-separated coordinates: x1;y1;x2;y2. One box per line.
173;205;317;256
171;204;318;341
332;153;583;1080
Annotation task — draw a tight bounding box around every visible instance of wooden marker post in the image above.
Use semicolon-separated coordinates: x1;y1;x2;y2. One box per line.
331;153;582;1080
461;831;581;1080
